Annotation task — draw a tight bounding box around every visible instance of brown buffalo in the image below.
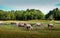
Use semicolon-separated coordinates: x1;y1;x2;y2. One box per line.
48;23;54;30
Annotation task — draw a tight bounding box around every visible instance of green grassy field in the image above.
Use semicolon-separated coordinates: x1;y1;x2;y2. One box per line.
0;20;60;38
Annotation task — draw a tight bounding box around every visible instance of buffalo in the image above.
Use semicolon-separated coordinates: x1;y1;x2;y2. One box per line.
24;23;33;30
48;23;54;30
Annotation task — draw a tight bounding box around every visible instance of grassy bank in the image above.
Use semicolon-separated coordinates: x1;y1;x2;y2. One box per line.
0;25;60;38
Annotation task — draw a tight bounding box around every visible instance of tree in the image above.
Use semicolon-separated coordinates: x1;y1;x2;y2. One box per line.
46;8;60;20
48;15;54;20
4;11;15;20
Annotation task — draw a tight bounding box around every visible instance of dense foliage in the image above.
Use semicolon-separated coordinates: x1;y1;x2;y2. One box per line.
46;8;60;20
0;8;60;20
0;9;45;20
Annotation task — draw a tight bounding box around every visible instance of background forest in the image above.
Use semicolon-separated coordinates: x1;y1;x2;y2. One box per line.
0;8;60;20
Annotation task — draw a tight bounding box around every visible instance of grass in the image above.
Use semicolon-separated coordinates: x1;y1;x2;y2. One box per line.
0;20;60;38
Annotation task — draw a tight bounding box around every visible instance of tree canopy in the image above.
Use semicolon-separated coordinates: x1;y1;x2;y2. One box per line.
0;9;45;20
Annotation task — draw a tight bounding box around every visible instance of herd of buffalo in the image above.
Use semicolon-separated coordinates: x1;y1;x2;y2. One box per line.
11;22;54;30
0;22;54;30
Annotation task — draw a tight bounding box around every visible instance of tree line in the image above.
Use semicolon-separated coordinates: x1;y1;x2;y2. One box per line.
0;9;44;20
0;8;60;20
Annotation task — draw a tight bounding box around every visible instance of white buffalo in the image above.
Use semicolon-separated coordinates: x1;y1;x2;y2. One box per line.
24;23;33;30
34;23;42;26
17;23;25;27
